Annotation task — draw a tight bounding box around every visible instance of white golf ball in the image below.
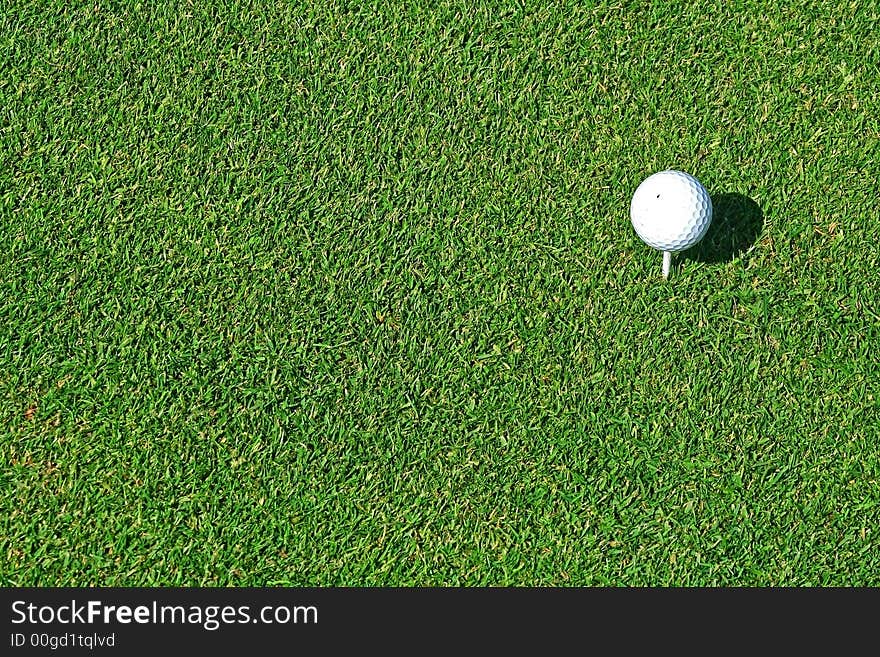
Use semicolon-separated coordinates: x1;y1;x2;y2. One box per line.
630;170;712;252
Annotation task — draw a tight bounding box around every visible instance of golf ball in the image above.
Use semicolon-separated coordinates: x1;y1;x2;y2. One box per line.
630;170;712;252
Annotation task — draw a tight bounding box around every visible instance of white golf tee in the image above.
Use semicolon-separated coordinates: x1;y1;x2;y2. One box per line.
662;251;672;279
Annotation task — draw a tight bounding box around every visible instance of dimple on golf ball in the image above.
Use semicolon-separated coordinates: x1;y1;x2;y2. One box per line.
630;170;712;252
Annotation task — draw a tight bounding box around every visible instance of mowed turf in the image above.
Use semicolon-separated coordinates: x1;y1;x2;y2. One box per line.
2;0;879;585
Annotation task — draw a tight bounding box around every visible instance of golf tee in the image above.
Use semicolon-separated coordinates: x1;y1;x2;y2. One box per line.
662;251;671;279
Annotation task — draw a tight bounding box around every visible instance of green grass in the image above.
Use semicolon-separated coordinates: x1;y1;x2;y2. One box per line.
2;0;879;586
